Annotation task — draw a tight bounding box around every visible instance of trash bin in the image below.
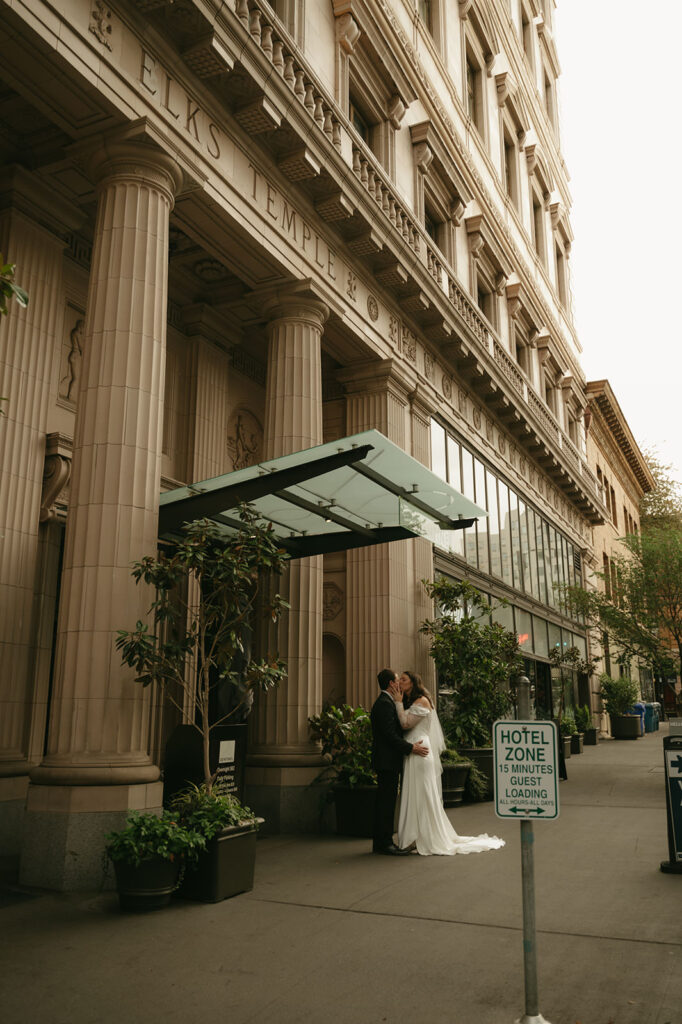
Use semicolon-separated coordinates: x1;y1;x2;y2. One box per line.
653;702;661;730
644;703;655;733
632;702;646;736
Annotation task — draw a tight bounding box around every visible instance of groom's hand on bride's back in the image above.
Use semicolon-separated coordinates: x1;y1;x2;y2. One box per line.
412;741;429;757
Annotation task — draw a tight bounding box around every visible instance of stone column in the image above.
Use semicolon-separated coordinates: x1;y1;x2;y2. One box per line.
0;195;65;853
20;139;182;889
246;293;328;832
338;360;414;709
409;386;436;689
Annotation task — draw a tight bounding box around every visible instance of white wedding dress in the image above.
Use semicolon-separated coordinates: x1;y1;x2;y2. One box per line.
396;703;505;857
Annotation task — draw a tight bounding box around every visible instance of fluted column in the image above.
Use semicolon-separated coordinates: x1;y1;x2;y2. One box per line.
250;295;328;765
339;360;413;709
0;210;64;782
29;142;182;790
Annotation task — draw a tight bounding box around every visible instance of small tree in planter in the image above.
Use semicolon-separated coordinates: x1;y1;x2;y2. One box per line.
599;674;641;739
308;704;376;836
116;506;289;793
420;579;522;797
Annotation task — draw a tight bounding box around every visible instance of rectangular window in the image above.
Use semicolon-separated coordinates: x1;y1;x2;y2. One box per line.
527;507;539;600
418;0;433;33
555;243;567;305
518;499;531;595
461;449;476;565
446;436;464;558
503;132;518;208
475;459;489;575
431;420;446;479
466;52;484;137
517;608;533;653
349;97;370;144
498;480;513;586
535;514;548;604
532;195;545;264
486;470;502;578
533;615;549;658
509;489;523;591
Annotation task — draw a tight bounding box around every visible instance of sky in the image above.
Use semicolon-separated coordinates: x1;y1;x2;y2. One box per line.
554;1;682;486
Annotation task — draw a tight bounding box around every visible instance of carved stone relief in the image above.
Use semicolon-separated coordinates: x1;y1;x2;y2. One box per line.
402;325;417;363
424;352;434;381
367;294;379;321
498;432;506;456
442;375;452;400
40;434;72;522
323;581;344;621
89;0;113;50
458;388;466;414
389;314;400;349
347;271;357;301
486;417;494;442
58;311;84;407
472;405;481;430
226;409;263;470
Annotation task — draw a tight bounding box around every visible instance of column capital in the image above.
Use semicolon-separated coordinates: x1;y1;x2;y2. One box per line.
263;292;330;330
409;384;437;423
336;358;412;401
73;119;194;207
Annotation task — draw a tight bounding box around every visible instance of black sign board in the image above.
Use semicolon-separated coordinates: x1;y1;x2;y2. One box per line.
163;724;248;805
660;734;682;874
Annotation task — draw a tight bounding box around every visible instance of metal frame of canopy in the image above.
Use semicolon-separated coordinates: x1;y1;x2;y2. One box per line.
158;430;486;558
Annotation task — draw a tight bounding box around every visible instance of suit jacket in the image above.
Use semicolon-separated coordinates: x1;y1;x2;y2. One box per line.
371;690;413;772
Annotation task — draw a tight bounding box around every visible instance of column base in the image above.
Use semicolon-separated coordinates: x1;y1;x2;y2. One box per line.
245;764;332;834
0;775;30;857
19;781;163;891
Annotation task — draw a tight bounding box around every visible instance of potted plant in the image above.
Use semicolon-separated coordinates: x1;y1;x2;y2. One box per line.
575;704;596;745
559;713;576;759
440;749;471;807
116;507;289;795
106;811;204;912
169;783;260;903
308;704;377;837
421;579;522;799
599;674;641;739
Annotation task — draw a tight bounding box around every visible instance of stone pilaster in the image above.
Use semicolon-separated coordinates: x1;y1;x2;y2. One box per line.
0;203;65;852
246;293;329;831
20;139;182;889
409;386;437;689
338;360;415;709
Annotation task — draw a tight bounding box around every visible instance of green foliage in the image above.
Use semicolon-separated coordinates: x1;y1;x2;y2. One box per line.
168;783;256;841
0;255;28;317
559;710;577;736
564;527;682;677
105;811;205;868
308;704;376;788
464;761;489;803
599;673;639;717
640;447;682;529
574;705;592;733
421;579;522;747
440;747;472;766
116;507;289;792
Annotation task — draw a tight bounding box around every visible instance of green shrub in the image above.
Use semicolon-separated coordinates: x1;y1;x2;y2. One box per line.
105;811;205;868
308;704;376;788
599;674;639;716
560;710;577;736
168;783;256;842
574;705;592;732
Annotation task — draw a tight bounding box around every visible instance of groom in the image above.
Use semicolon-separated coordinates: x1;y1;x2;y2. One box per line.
370;668;428;855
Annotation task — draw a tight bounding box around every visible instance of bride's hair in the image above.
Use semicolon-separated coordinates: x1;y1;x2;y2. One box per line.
402;671;434;710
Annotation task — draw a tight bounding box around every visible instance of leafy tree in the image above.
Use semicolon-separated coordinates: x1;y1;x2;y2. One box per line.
640;447;682;529
116;506;289;792
420;578;523;747
565;527;682;682
0;255;28;317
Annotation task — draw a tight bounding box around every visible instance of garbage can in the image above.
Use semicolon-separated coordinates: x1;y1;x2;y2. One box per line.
653;702;661;730
644;703;655;733
632;702;646;736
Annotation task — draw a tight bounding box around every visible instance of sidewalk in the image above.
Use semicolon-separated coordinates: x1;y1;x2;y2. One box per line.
1;726;680;1024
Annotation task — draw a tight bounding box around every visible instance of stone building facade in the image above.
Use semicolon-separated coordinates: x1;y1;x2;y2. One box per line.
0;0;614;888
584;380;655;727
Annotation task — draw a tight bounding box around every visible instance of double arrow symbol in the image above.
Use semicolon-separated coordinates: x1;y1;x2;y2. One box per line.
670;755;682;773
508;806;546;815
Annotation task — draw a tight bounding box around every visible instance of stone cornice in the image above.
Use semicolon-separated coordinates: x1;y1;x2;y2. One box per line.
586;380;654;494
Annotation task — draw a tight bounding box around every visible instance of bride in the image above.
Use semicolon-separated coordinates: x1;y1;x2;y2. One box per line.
393;671;505;857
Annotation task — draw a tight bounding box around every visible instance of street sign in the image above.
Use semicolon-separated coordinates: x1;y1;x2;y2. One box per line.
661;734;682;873
493;720;559;821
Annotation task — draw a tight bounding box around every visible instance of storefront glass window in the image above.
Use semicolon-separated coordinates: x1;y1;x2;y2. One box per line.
475;459;489;574
487;470;501;578
509;489;523;590
432;421;446;480
516;607;533;653
527;507;539;600
535;514;547;604
548;621;562;654
533;615;549;657
519;498;531;595
498;480;513;586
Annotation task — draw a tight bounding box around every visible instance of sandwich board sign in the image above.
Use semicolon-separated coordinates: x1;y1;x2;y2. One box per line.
493;720;559;820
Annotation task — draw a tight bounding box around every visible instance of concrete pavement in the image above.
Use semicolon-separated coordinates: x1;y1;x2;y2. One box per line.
1;725;680;1024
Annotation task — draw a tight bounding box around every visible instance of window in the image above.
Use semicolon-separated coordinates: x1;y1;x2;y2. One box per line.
531;192;546;264
521;4;534;66
465;51;485;136
503;130;519;208
543;69;556;129
349;97;370;144
555;241;567;305
476;272;496;326
411;121;470;268
418;0;433;33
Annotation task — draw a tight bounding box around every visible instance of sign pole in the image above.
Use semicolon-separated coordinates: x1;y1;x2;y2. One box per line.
515;676;550;1024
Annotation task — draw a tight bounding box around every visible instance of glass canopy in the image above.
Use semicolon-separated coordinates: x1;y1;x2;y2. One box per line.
159;430;487;558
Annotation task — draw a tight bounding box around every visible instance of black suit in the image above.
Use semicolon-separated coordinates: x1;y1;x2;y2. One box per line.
370;690;413;850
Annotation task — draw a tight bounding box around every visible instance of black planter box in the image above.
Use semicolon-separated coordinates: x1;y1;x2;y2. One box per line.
458;747;494;800
177;824;257;903
570;733;584;755
562;735;572;759
334;785;377;837
114;856;180;913
441;763;470;807
583;728;599;746
610;714;641;740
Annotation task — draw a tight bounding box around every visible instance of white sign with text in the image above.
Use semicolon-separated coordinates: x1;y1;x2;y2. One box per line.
493;720;559;820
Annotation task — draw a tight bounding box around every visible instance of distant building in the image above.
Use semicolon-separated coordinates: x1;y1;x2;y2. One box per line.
1;0;629;889
584;380;655;729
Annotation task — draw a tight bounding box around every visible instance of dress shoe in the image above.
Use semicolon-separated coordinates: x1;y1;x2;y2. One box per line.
372;843;410;856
